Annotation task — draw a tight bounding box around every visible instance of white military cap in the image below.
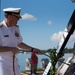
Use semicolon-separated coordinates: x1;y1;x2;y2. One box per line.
3;7;21;18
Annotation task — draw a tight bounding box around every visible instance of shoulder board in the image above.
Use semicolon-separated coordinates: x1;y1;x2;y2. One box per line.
14;25;19;27
0;23;3;28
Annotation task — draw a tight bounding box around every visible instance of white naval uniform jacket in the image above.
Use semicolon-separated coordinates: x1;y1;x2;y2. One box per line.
0;20;23;75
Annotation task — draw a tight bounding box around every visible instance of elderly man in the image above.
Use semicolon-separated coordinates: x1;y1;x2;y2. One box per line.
0;7;41;75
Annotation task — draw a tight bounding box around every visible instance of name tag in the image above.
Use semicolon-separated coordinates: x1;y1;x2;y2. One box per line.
4;35;9;37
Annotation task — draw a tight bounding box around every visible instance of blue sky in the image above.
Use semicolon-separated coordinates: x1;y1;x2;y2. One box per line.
1;0;75;50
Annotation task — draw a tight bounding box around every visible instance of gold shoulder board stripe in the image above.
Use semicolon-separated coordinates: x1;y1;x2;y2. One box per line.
0;23;3;28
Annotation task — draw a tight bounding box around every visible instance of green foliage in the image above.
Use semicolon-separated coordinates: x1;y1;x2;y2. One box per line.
36;68;43;71
49;49;63;75
49;49;56;75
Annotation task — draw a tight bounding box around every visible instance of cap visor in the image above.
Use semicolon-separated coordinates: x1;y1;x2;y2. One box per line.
12;13;21;19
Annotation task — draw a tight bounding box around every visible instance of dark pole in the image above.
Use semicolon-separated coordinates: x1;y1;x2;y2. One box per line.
57;10;75;55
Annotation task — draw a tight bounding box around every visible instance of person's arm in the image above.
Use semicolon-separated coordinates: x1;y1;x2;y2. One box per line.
18;42;33;51
0;46;19;54
18;42;41;53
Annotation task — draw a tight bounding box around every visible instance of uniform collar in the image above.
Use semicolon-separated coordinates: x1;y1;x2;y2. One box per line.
2;20;8;27
2;20;14;28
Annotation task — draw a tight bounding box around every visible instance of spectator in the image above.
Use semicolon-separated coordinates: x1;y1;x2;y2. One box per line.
31;51;38;75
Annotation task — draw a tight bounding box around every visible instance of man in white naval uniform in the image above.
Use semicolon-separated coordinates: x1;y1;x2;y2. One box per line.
0;8;41;75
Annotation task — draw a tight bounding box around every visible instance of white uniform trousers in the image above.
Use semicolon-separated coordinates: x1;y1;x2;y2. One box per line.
0;52;21;75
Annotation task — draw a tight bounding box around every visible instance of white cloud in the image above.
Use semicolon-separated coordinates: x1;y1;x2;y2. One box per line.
50;30;75;43
50;31;64;42
48;20;52;25
21;13;37;21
